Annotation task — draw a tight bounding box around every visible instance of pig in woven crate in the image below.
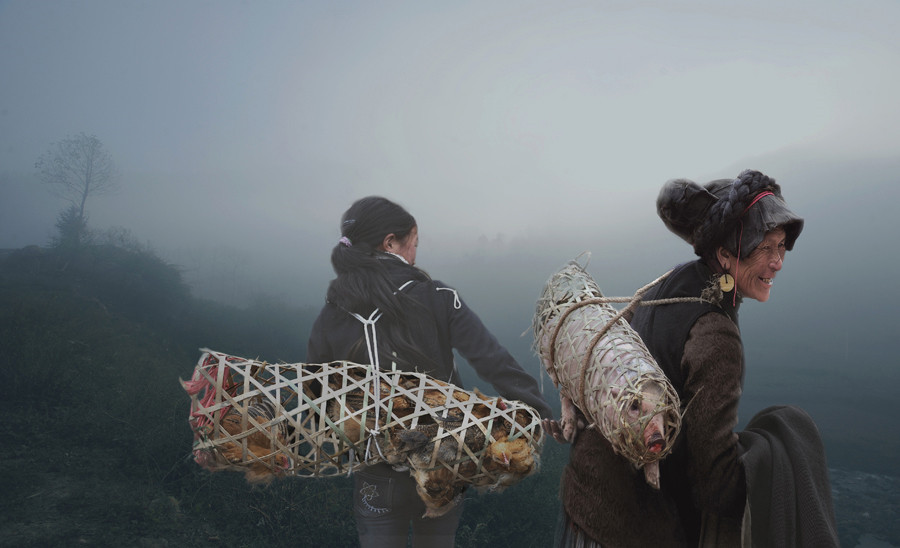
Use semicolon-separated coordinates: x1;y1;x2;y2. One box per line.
533;260;682;489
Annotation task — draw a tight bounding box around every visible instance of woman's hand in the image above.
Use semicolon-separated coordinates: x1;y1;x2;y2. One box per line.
542;418;571;443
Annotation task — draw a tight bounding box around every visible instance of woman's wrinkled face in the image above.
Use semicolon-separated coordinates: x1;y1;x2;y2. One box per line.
730;227;787;302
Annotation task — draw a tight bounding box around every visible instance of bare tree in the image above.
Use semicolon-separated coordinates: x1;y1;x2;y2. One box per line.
35;133;118;226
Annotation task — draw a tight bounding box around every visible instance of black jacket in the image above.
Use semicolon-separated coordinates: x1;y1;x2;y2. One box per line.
562;260;746;546
307;256;552;419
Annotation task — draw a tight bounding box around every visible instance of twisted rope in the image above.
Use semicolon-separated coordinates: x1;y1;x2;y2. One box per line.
535;260;689;464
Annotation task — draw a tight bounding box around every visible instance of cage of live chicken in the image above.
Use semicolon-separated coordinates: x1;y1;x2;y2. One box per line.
533;260;682;489
182;349;544;516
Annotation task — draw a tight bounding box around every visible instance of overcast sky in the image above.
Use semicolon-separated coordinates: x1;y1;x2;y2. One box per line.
2;0;899;307
2;0;900;477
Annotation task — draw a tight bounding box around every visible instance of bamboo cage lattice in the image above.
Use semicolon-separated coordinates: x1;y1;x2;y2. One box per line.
532;259;682;470
183;349;543;510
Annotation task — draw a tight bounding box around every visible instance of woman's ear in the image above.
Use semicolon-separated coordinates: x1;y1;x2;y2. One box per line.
716;246;731;270
380;233;395;252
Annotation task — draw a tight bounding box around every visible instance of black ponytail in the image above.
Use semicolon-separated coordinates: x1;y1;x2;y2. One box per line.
326;196;436;371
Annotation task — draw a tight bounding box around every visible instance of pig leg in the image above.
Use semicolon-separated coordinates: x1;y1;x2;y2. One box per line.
639;387;666;490
644;462;660;490
560;395;579;442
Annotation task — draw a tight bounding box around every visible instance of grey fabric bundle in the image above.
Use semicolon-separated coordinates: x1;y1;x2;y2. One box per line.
737;405;839;548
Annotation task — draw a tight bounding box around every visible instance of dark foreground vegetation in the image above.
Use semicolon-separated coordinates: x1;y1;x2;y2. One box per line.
0;241;565;547
0;239;896;547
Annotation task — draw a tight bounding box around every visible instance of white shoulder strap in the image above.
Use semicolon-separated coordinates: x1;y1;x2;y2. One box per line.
346;280;416;464
436;286;462;309
348;280;416;369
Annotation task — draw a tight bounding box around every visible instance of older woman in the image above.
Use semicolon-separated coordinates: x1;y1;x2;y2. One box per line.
556;170;837;546
307;196;552;548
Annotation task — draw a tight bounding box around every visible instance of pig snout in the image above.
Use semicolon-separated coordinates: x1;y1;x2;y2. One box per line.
643;412;666;454
636;381;667;454
645;431;665;454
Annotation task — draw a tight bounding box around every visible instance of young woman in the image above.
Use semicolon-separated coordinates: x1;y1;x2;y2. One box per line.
307;196;552;548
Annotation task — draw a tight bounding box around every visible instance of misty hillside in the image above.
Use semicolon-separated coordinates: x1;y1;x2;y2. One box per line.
0;238;895;547
0;242;570;547
3;2;900;546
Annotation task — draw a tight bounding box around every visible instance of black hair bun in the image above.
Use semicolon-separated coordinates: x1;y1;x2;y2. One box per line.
656;178;722;248
658;169;802;258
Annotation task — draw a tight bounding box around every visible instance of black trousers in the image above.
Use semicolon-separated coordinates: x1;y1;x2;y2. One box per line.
353;463;463;548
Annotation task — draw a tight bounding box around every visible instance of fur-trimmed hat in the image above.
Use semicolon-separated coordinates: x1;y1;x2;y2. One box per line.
656;169;804;259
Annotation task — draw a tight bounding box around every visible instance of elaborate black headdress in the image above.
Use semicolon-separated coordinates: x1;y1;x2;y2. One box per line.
656;169;804;259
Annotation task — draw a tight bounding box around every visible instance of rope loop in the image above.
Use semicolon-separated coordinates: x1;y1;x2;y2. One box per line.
436;286;462;309
535;261;687;466
349;280;417;463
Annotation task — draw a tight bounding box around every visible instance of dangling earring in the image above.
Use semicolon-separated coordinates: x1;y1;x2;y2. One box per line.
719;273;735;292
718;265;735;293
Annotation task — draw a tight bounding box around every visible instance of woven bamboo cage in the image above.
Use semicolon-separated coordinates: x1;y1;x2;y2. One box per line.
532;259;681;484
182;349;543;515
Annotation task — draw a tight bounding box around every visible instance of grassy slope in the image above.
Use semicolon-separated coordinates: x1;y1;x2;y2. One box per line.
0;246;564;547
1;244;897;547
